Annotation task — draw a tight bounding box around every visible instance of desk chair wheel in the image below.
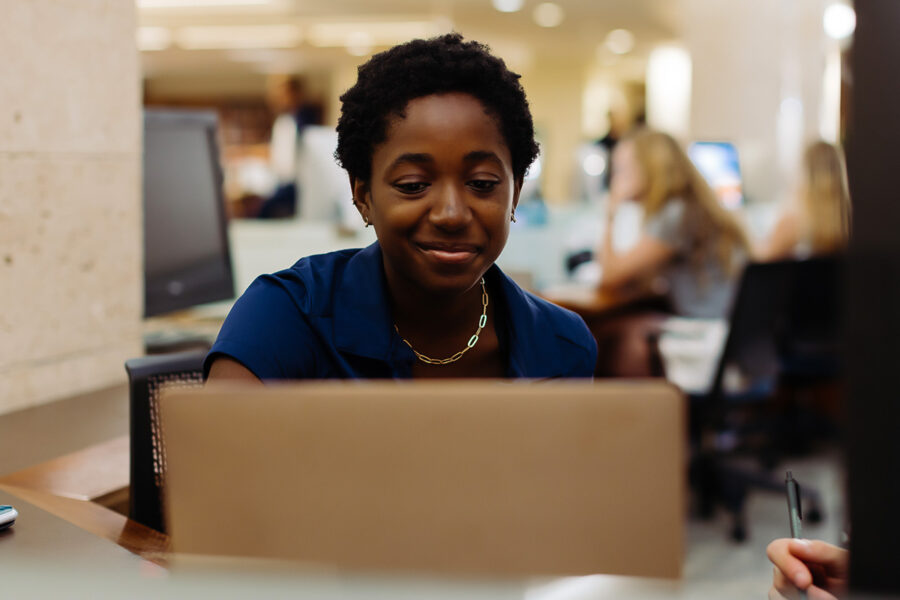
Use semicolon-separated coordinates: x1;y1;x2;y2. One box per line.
806;502;823;524
730;517;747;543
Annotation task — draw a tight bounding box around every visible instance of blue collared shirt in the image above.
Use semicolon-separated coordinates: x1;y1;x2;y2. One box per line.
205;243;597;379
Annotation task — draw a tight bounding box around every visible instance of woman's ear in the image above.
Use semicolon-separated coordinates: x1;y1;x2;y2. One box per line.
512;177;523;213
349;175;370;222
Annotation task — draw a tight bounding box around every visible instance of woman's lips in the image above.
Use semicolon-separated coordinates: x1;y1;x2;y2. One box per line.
416;242;480;264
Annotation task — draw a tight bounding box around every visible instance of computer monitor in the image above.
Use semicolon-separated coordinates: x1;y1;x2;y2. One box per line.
142;109;235;317
688;141;744;210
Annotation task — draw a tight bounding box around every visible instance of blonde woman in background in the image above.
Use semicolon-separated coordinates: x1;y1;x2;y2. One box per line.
757;141;851;261
594;129;751;376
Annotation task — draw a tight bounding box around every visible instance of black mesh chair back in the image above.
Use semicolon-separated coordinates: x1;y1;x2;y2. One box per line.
125;350;205;533
708;260;798;406
780;255;842;377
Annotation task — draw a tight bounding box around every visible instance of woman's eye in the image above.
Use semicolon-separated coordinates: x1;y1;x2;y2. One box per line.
394;182;429;194
468;179;499;192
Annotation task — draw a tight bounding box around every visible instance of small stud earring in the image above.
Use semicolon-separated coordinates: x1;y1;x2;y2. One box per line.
363;216;370;228
510;212;517;223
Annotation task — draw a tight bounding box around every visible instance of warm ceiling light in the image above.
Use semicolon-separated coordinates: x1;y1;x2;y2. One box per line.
307;21;442;48
492;0;524;13
175;25;302;49
137;26;172;51
532;2;564;28
605;29;635;55
138;0;272;7
346;31;374;57
823;2;856;40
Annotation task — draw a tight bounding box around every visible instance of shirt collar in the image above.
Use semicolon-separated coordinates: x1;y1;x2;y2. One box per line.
334;241;575;378
491;267;570;379
333;242;398;362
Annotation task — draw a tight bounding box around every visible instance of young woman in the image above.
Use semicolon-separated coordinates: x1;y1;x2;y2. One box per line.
206;34;596;382
593;129;751;376
757;140;851;262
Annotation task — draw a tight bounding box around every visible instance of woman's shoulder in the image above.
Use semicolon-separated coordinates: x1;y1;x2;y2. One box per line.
498;275;596;354
248;246;371;313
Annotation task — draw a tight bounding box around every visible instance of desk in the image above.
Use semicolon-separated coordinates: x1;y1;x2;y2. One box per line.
0;436;169;562
540;283;668;321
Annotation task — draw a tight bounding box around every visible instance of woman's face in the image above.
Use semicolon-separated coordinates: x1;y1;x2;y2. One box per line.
610;140;646;202
354;92;520;297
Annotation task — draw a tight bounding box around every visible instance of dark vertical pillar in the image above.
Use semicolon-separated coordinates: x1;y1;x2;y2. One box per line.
845;0;900;593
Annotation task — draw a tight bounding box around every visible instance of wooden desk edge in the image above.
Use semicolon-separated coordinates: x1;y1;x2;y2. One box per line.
1;483;170;563
0;435;129;501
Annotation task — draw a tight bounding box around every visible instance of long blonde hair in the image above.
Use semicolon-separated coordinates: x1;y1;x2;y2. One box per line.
800;141;851;254
626;129;751;273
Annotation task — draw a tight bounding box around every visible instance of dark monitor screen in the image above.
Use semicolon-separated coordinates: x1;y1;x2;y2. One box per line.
688;141;744;210
143;109;234;317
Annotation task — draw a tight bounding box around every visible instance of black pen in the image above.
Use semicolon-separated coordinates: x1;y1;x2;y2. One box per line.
786;471;803;539
785;472;806;598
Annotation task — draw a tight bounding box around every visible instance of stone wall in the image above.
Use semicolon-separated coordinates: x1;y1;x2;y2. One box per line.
0;0;142;414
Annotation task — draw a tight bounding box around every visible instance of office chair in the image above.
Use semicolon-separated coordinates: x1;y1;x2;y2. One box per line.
691;258;839;541
125;350;206;533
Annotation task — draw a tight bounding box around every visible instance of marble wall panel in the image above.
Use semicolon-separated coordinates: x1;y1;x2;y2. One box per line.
0;0;139;155
0;154;142;367
0;340;140;414
0;0;141;415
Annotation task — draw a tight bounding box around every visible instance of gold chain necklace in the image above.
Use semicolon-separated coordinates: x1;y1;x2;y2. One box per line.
394;278;489;365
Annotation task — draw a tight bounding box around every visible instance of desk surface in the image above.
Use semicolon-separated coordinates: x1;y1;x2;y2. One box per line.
0;487;149;567
540;284;665;320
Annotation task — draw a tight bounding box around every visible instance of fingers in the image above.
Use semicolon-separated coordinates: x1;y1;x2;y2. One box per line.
769;584;789;600
787;540;850;577
768;538;813;589
770;570;802;600
806;584;839;600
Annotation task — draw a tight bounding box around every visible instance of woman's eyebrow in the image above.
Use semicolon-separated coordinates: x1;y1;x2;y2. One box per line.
389;153;432;169
463;150;504;167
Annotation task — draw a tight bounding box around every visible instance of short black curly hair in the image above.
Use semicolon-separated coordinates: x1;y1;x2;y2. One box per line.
335;33;539;184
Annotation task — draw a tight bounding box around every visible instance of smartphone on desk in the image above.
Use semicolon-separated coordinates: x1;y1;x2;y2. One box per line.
0;505;17;530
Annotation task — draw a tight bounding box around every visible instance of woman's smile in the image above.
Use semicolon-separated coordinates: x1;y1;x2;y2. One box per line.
415;241;481;265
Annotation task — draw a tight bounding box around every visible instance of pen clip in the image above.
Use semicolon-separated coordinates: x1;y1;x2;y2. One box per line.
786;471;803;520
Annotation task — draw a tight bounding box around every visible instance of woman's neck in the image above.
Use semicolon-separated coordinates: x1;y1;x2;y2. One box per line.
384;266;490;358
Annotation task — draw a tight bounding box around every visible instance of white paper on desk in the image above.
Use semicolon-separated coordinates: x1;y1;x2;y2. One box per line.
657;317;728;395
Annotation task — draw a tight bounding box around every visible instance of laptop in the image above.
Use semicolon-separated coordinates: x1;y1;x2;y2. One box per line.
160;380;684;578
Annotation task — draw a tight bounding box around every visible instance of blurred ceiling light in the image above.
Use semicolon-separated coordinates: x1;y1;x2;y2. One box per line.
307;21;442;48
176;25;302;49
138;0;272;7
823;2;856;40
137;26;172;51
492;0;524;13
582;152;607;177
345;31;374;57
605;29;635;55
532;2;564;28
646;45;692;140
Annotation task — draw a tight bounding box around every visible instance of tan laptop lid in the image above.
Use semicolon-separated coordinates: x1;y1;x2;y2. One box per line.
161;381;684;578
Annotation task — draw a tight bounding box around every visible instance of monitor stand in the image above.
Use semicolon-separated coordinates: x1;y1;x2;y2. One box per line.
143;304;228;355
143;330;214;355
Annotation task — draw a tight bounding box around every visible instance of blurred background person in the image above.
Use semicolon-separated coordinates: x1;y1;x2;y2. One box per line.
257;75;322;219
756;141;851;261
594;129;751;377
595;106;644;189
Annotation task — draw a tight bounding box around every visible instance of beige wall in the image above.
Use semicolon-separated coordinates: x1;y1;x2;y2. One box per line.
0;1;143;414
521;57;589;204
684;0;830;205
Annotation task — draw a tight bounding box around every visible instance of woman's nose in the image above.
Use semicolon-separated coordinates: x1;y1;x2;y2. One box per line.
429;182;471;230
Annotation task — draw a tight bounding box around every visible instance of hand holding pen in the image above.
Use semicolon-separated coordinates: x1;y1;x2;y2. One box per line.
766;472;848;600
